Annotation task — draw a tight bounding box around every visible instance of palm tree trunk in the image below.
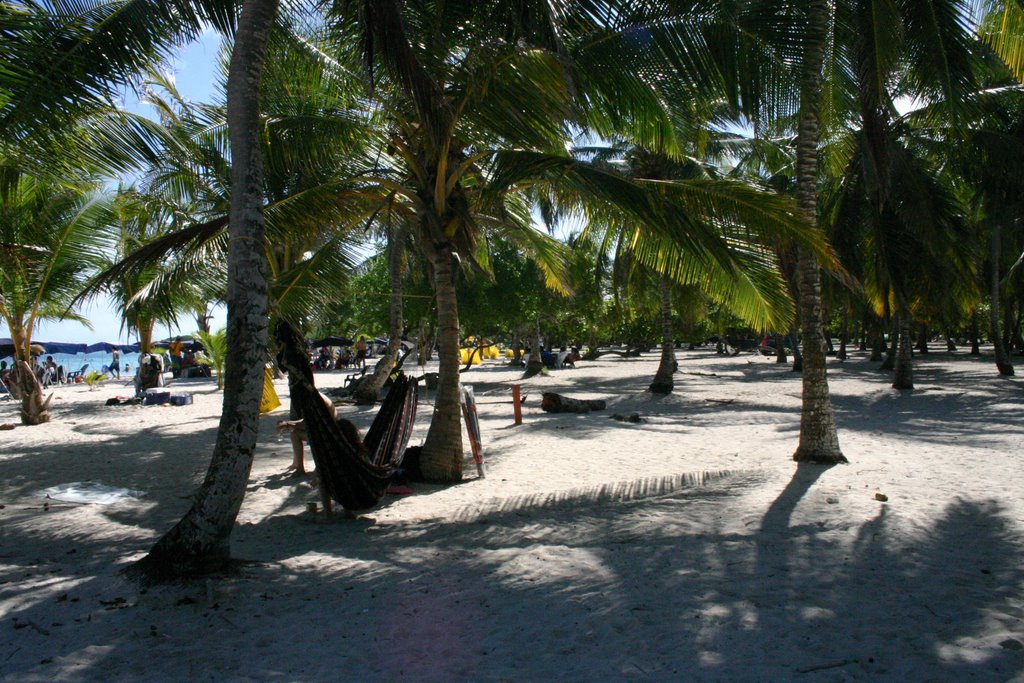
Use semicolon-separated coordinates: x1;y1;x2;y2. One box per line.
893;300;914;389
970;309;981;355
132;0;279;579
353;228;406;403
792;0;844;463
790;325;803;372
775;332;788;363
5;325;51;425
880;315;898;370
138;320;155;354
836;306;848;360
916;325;929;354
869;321;884;361
12;360;51;425
989;225;1015;375
524;317;545;377
649;274;676;394
420;244;464;482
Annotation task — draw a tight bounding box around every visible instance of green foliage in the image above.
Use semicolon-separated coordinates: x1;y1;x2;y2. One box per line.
195;327;228;390
84;370;105;389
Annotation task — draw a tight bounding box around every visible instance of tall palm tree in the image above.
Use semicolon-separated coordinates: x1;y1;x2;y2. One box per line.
134;0;282;579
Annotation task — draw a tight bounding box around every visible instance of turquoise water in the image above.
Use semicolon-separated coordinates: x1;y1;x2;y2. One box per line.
39;352;142;377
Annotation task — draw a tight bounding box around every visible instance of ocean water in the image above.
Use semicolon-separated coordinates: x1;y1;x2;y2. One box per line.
39;352;142;377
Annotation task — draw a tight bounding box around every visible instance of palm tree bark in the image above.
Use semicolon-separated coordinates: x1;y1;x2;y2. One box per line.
4;324;51;425
892;300;914;389
880;315;898;370
11;360;51;425
775;332;787;363
353;228;406;403
836;306;848;360
649;274;676;393
419;243;464;481
132;0;279;579
792;0;845;464
989;225;1015;376
970;309;981;355
524;318;545;377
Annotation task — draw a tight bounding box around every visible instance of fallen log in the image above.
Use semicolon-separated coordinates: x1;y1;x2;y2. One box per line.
541;392;606;413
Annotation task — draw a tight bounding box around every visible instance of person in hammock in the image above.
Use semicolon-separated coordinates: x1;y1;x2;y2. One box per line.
277;393;367;474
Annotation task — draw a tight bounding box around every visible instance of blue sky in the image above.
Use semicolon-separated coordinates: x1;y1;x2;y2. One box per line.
1;30;225;345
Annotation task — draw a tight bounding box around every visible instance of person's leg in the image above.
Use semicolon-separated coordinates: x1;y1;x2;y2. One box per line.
289;432;306;473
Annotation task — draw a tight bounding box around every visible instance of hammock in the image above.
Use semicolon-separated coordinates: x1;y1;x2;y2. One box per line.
276;322;420;511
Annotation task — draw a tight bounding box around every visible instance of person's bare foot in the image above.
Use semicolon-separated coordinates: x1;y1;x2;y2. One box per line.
284;464;307;476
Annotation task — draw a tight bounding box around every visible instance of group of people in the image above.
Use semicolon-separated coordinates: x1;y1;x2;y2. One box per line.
311;337;370;372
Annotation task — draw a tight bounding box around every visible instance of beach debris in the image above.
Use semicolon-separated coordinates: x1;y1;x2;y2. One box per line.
703;398;736;405
796;659;858;674
541;393;607;413
611;413;645;423
875;492;889;502
826;496;839;504
105;397;141;406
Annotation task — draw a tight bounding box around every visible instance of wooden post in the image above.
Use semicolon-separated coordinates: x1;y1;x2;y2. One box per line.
512;384;522;425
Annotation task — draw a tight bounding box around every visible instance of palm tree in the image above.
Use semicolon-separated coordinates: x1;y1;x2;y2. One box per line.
351;221;407;404
134;0;282;579
0;169;112;424
195;326;229;389
785;0;847;462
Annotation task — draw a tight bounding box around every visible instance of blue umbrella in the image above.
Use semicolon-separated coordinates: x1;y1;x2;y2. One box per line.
85;341;121;353
44;341;89;354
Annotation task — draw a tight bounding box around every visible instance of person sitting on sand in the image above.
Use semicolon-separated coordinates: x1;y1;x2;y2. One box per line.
134;353;164;396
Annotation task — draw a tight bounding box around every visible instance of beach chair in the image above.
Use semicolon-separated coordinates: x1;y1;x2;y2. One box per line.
66;364;89;382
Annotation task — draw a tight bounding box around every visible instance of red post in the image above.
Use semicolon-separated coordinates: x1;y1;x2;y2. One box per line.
512;384;522;425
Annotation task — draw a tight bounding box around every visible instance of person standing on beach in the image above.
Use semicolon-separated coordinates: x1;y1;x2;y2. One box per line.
109;346;121;379
355;336;368;369
169;337;184;378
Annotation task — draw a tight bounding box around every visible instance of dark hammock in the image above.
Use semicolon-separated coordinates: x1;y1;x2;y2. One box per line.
276;322;419;511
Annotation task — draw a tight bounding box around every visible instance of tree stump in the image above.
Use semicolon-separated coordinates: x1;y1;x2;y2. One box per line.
541;392;606;413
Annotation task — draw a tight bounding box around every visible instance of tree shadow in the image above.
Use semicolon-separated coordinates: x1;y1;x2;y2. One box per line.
6;465;1021;681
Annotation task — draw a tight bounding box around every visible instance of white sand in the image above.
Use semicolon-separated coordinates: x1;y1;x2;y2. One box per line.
2;347;1023;681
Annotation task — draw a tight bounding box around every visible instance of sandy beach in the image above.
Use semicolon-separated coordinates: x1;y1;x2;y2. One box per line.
2;347;1023;681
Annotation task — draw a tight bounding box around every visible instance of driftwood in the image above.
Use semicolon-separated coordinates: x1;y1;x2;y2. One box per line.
585;347;644;361
541;392;606;413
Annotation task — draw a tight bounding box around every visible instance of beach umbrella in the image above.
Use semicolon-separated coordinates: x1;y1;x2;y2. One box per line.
42;341;88;355
312;335;354;347
85;341;123;353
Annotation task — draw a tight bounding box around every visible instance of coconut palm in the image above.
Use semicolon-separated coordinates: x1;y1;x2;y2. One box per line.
0;168;113;424
195;326;229;389
331;0;841;479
